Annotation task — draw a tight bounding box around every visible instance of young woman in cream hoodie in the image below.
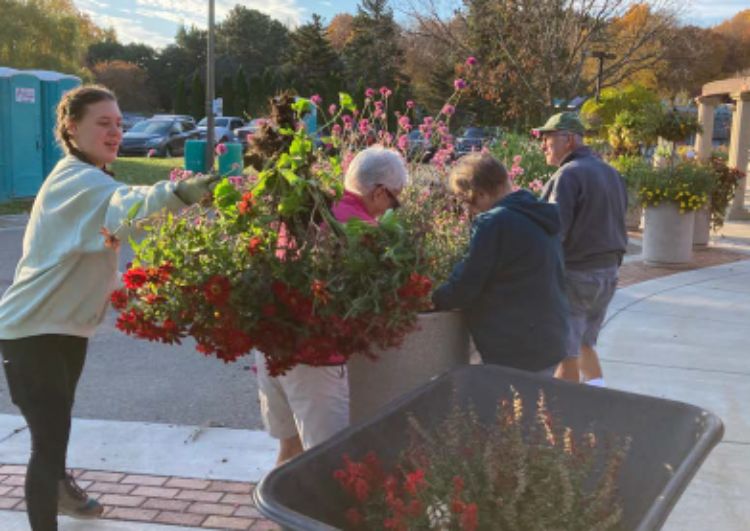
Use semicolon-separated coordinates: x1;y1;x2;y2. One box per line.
0;85;213;531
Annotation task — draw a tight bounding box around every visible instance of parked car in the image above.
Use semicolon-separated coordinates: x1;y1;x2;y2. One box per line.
119;118;199;157
197;116;245;144
405;129;436;162
454;127;497;157
121;112;146;132
152;114;196;125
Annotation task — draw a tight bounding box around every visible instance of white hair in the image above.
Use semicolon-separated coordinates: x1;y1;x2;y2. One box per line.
344;145;408;195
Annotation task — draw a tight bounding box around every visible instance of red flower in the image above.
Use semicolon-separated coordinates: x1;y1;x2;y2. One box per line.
311;279;330;304
397;272;432;299
345;508;363;526
404;469;426;496
237;192;255;215
248;236;262;255
203;275;232;306
460;502;478;531
261;304;277;317
110;289;128;310
123;267;148;290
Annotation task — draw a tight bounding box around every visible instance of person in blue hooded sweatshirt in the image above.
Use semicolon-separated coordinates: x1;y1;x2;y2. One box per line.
433;153;569;375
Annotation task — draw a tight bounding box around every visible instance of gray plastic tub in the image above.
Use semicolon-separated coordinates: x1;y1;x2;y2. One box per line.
254;365;723;530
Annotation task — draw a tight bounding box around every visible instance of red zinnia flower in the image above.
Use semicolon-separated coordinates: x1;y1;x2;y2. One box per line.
460;502;478;531
248;236;262;255
237;192;255;215
404;468;426;496
123;267;148;290
203;275;232;306
110;289;128;310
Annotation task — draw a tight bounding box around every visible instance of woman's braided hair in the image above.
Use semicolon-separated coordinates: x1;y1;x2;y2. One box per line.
55;85;117;172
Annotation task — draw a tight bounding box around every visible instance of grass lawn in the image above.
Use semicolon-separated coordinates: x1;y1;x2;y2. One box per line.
0;199;34;216
112;156;184;185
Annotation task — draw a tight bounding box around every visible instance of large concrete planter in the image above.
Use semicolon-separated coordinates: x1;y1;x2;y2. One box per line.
626;203;643;230
693;207;711;246
347;311;470;424
643;203;695;265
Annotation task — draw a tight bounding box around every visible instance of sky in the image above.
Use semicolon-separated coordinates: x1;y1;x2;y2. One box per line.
73;0;749;48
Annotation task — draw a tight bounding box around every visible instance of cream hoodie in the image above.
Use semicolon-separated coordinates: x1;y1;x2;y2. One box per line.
0;156;185;340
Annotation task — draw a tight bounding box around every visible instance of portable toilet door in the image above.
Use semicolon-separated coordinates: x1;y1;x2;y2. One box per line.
0;67;19;201
26;70;82;175
7;72;44;198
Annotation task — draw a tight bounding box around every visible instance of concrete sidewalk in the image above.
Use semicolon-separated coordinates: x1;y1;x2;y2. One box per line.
600;259;750;531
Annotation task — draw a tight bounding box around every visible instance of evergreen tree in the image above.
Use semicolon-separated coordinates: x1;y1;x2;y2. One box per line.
342;0;406;93
190;72;205;120
174;75;188;114
235;66;249;117
221;76;235;116
285;14;343;104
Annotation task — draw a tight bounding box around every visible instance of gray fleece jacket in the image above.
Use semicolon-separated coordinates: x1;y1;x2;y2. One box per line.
541;146;628;271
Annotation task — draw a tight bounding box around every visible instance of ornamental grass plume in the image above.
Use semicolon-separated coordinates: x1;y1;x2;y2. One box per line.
334;387;630;530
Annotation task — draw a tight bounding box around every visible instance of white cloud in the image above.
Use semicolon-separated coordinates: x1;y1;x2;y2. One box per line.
81;10;173;47
133;8;189;26
680;0;748;26
77;0;110;8
133;0;304;26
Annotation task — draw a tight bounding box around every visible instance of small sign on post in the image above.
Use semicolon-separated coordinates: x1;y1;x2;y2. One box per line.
213;97;223;117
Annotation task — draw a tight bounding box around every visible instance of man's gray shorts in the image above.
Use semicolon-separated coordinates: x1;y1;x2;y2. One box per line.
564;265;618;358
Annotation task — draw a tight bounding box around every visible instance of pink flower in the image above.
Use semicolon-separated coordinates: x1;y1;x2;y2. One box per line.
423;116;434;126
529;179;544;192
310;94;323;106
374;101;384;110
406;100;415;109
332;124;342;136
147;149;156;158
441;104;455;116
342;115;353;129
380;131;393;145
228;175;244;187
358;119;370;135
373;108;384;119
365;87;375;98
397;134;409;151
328;103;337;115
379;86;392;98
454;78;467;90
215;143;228;156
246;133;254;144
398;115;411;131
531;129;541;139
513;155;523;165
466;56;477;66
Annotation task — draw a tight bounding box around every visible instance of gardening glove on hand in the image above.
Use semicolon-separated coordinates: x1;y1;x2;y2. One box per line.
175;174;219;205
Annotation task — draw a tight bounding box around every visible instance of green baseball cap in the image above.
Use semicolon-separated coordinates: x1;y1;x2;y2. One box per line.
534;112;586;136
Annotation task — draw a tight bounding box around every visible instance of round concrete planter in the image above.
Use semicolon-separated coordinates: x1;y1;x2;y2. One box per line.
347;311;470;424
626;203;643;230
643;203;695;265
693;207;711;246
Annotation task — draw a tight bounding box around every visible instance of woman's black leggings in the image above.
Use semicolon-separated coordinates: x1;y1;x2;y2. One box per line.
1;335;87;531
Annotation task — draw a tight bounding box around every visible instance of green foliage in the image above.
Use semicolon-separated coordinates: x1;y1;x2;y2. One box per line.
221;76;235;116
174;75;188;115
491;133;555;195
111;157;183;186
707;155;744;230
580;85;661;136
190;72;205;121
653;108;702;143
284;13;344;104
234;66;249;117
342;0;406;92
0;0;103;77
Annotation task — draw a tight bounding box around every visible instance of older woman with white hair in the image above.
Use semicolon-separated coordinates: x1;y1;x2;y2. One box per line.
333;145;408;223
255;145;408;465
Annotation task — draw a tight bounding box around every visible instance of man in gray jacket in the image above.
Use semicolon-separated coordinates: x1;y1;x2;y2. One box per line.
538;112;628;386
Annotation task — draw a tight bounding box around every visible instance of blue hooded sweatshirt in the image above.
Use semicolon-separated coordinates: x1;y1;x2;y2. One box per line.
433;189;569;371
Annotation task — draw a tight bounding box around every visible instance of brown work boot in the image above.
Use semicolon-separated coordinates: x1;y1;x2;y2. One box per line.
58;474;104;519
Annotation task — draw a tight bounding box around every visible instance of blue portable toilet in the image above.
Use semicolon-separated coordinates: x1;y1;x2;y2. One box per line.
0;68;44;200
25;70;81;176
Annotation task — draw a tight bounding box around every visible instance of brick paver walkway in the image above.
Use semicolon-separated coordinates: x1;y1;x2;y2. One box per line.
1;244;747;529
0;465;278;530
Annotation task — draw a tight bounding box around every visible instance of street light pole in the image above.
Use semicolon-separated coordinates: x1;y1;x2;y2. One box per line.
592;50;616;103
204;0;216;172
